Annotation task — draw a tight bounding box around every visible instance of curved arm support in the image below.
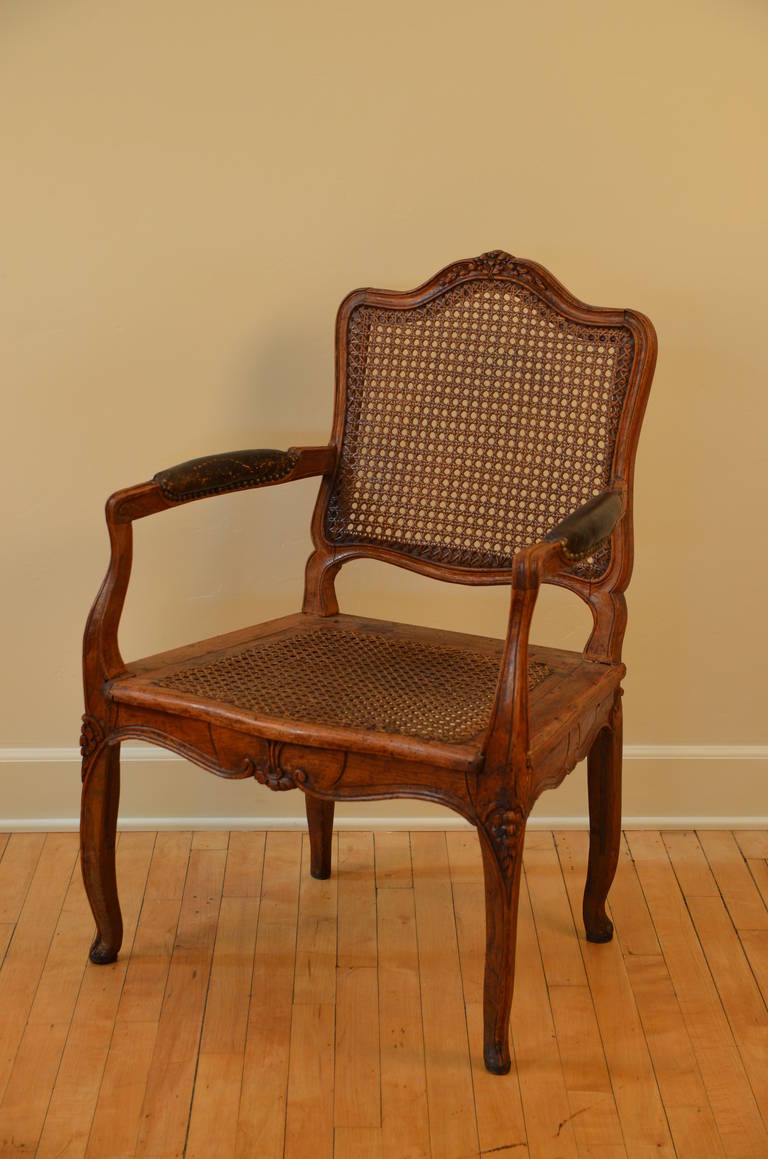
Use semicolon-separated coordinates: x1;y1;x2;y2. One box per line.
482;489;625;794
482;541;558;792
82;444;336;691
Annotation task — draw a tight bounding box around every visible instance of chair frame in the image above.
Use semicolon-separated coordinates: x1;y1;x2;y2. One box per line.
80;251;656;1074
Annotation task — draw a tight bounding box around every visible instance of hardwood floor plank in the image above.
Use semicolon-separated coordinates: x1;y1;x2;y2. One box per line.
249;833;302;1010
745;856;768;909
627;829;768;1157
739;927;768;1000
236;833;302;1159
624;955;724;1158
374;832;413;888
445;829;483;884
660;831;717;898
0;864;96;1154
0;833;45;924
554;832;674;1158
186;1051;243;1159
117;896;184;1026
608;839;723;1158
293;835;337;1005
237;1007;291;1159
134;847;226;1157
510;873;578;1158
377;885;430;1159
284;1003;335;1159
28;860;94;1027
734;832;768;859
144;831;192;900
199;895;259;1055
0;926;13;970
547;985;626;1154
523;843;588;987
85;1021;157;1158
337;832;376;969
335;965;380;1130
334;1125;387;1158
0;834;78;1102
412;832;478;1159
334;831;379;1131
697;830;768;931
85;835;190;1157
192;830;230;850
36;832;156;1159
665;836;768;1124
223;830;266;898
0;1022;69;1155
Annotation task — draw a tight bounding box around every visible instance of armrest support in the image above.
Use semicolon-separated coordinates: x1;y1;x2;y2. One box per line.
482;489;624;790
83;444;336;691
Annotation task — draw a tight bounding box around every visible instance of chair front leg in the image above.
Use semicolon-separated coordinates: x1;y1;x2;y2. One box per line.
305;795;335;879
583;691;623;943
80;736;123;963
478;803;527;1075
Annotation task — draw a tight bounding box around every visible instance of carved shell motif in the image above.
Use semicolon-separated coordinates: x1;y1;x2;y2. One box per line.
242;740;307;792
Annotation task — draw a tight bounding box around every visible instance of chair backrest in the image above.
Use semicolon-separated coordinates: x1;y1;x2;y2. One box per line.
313;251;656;595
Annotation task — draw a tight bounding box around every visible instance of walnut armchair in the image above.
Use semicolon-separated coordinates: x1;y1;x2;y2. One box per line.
80;251;656;1074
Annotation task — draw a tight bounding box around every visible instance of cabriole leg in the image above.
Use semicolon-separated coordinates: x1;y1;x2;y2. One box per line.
479;804;526;1075
583;694;623;943
306;796;335;879
80;740;122;963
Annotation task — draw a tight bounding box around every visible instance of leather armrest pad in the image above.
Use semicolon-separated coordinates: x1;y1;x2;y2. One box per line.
545;490;623;561
153;448;300;501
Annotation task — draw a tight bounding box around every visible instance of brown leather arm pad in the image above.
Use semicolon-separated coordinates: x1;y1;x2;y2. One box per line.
154;448;305;501
545;490;623;561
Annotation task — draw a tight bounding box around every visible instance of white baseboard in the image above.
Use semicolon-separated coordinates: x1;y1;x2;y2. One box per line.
1;744;766;832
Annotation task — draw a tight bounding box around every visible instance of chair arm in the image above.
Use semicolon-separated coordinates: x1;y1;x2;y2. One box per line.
544;489;624;561
108;445;336;522
482;489;625;786
83;444;336;689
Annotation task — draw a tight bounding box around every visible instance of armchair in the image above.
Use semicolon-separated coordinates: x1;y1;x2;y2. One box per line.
80;251;656;1074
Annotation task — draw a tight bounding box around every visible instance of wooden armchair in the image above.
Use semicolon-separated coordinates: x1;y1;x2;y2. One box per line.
80;251;656;1074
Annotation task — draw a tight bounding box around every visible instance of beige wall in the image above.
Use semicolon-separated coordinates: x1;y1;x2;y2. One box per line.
1;1;766;820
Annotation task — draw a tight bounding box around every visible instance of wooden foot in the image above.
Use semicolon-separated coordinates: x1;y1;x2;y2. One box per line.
80;740;122;963
479;804;526;1075
306;796;335;879
583;695;622;943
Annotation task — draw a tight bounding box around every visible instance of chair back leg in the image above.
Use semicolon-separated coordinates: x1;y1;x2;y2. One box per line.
306;796;335;879
583;691;623;942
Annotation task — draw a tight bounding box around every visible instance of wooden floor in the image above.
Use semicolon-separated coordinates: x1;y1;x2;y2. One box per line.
0;830;767;1157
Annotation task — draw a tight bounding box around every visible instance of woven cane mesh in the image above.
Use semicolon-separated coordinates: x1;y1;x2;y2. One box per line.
153;627;552;745
326;276;634;577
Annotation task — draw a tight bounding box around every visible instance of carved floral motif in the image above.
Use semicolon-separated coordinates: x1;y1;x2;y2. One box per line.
484;802;526;879
438;250;550;294
242;740;306;792
79;715;105;766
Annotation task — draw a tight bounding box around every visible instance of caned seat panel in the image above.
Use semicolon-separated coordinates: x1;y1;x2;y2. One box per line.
109;613;622;771
325;275;634;577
